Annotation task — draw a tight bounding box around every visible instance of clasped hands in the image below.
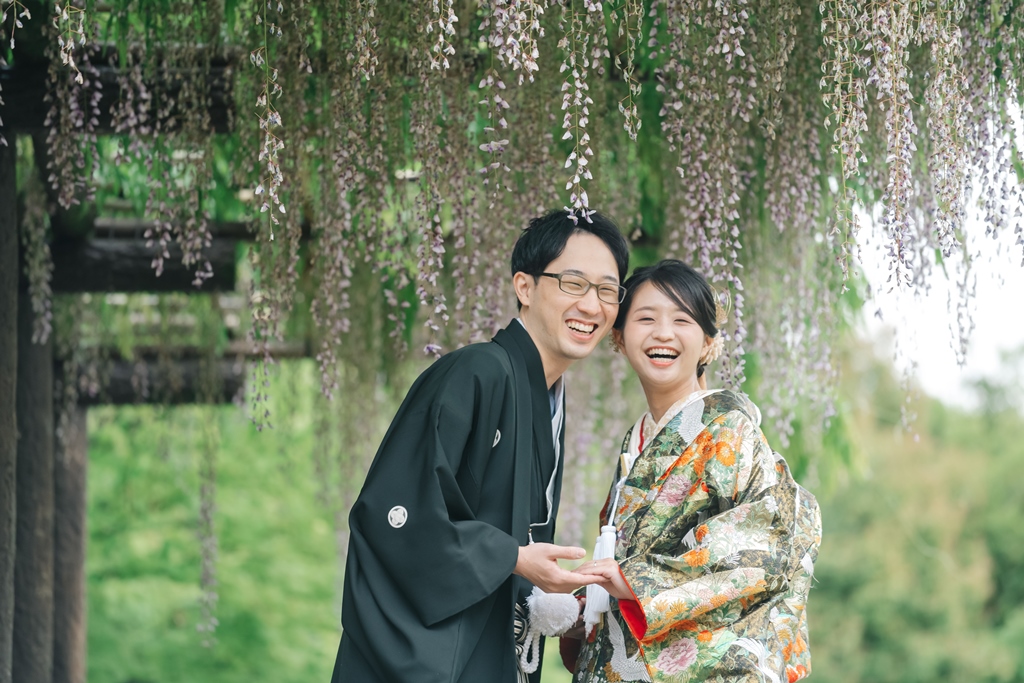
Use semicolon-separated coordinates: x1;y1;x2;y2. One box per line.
512;543;632;600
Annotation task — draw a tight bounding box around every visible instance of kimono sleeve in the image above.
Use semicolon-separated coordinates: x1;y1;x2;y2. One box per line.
345;355;521;628
617;410;799;644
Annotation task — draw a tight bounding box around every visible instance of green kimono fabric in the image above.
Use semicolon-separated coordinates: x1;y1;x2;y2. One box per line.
573;390;822;683
332;321;564;683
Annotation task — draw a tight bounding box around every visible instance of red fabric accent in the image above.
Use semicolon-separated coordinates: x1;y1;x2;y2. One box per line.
638;415;646;452
559;636;583;673
617;565;648;641
619;598;647;642
597;493;611;526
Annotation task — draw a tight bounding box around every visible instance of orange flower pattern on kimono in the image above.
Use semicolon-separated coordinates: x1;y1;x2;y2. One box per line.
571;390;822;683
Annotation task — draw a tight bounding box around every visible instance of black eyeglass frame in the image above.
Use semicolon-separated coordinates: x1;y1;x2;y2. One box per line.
539;272;626;304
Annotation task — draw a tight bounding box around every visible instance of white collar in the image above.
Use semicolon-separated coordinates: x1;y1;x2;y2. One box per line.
623;389;722;475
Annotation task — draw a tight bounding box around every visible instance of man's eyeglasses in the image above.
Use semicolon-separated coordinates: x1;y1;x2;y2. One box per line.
540;272;625;305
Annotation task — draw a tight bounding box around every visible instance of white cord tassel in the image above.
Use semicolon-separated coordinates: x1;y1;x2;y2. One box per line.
583;524;617;635
519;587;580;674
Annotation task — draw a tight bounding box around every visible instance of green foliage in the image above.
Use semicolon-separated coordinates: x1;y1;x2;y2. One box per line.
808;349;1024;683
85;370;340;683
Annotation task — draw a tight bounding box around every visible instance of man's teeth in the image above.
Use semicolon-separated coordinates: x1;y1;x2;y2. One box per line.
567;321;596;334
647;348;679;359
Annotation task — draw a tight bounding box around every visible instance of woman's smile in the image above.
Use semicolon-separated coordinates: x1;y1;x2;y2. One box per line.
614;281;711;421
644;346;680;366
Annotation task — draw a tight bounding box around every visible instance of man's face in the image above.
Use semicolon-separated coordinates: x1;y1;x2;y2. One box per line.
515;232;621;381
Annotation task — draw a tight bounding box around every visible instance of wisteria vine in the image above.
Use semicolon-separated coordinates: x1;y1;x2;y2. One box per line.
8;0;1024;624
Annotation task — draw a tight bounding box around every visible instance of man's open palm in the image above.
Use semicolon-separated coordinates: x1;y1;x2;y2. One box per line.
513;543;598;593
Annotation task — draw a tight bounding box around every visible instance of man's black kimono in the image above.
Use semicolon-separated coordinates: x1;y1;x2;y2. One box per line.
331;321;566;683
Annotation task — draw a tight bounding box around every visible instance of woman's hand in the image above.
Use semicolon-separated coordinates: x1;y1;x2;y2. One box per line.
574;558;634;601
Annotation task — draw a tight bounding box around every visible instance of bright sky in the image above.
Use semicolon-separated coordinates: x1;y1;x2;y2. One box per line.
856;103;1024;411
858;213;1024;410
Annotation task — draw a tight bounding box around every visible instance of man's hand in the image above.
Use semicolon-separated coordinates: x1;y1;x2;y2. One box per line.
573;558;633;600
513;543;600;593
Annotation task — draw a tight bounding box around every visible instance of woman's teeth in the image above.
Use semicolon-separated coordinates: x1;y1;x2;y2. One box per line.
646;348;679;359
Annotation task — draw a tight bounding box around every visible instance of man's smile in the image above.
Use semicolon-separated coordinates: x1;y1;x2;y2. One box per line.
566;320;598;335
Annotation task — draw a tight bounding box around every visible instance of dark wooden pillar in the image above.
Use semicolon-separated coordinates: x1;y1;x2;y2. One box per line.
53;407;87;683
13;286;55;683
0;134;19;683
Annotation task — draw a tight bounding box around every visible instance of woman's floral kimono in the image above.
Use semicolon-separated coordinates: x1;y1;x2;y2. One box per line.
568;390;822;683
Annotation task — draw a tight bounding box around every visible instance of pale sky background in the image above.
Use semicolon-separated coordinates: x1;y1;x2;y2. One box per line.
853;104;1024;412
858;212;1024;411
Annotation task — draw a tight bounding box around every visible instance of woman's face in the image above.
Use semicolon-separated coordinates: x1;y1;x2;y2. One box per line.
613;281;712;399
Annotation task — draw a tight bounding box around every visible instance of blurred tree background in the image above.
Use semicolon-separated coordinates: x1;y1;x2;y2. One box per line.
77;341;1024;683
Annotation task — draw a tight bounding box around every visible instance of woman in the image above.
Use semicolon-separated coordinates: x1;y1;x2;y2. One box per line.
564;260;822;683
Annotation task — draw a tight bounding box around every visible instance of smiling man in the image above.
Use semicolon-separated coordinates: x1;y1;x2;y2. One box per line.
331;210;630;683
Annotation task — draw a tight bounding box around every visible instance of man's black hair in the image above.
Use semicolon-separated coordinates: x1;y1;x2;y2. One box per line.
614;258;719;357
510;209;630;310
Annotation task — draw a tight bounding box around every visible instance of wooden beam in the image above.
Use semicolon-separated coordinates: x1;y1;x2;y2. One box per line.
87;216;312;241
53;407;87;683
13;288;55;683
0;60;232;135
90;217;254;240
0;132;18;683
50;237;237;293
68;339;321;406
102;340;311;361
75;356;246;406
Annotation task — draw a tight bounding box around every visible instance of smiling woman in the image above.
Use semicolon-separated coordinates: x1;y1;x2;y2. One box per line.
615;282;711;421
611;261;722;422
562;260;822;683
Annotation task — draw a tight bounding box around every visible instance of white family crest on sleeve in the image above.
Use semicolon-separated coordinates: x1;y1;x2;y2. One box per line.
387;505;408;528
493;429;501;447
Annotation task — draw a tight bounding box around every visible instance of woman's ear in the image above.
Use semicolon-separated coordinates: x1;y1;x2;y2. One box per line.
700;334;714;361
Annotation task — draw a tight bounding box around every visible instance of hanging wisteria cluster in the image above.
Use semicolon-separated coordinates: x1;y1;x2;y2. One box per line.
5;0;1024;636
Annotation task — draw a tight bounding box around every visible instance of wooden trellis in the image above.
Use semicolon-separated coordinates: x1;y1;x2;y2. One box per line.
0;47;280;683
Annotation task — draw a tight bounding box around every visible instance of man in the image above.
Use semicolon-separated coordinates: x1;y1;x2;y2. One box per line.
331;209;630;683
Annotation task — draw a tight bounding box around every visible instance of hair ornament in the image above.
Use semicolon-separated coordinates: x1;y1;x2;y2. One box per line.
700;284;730;367
701;333;726;366
709;283;731;329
